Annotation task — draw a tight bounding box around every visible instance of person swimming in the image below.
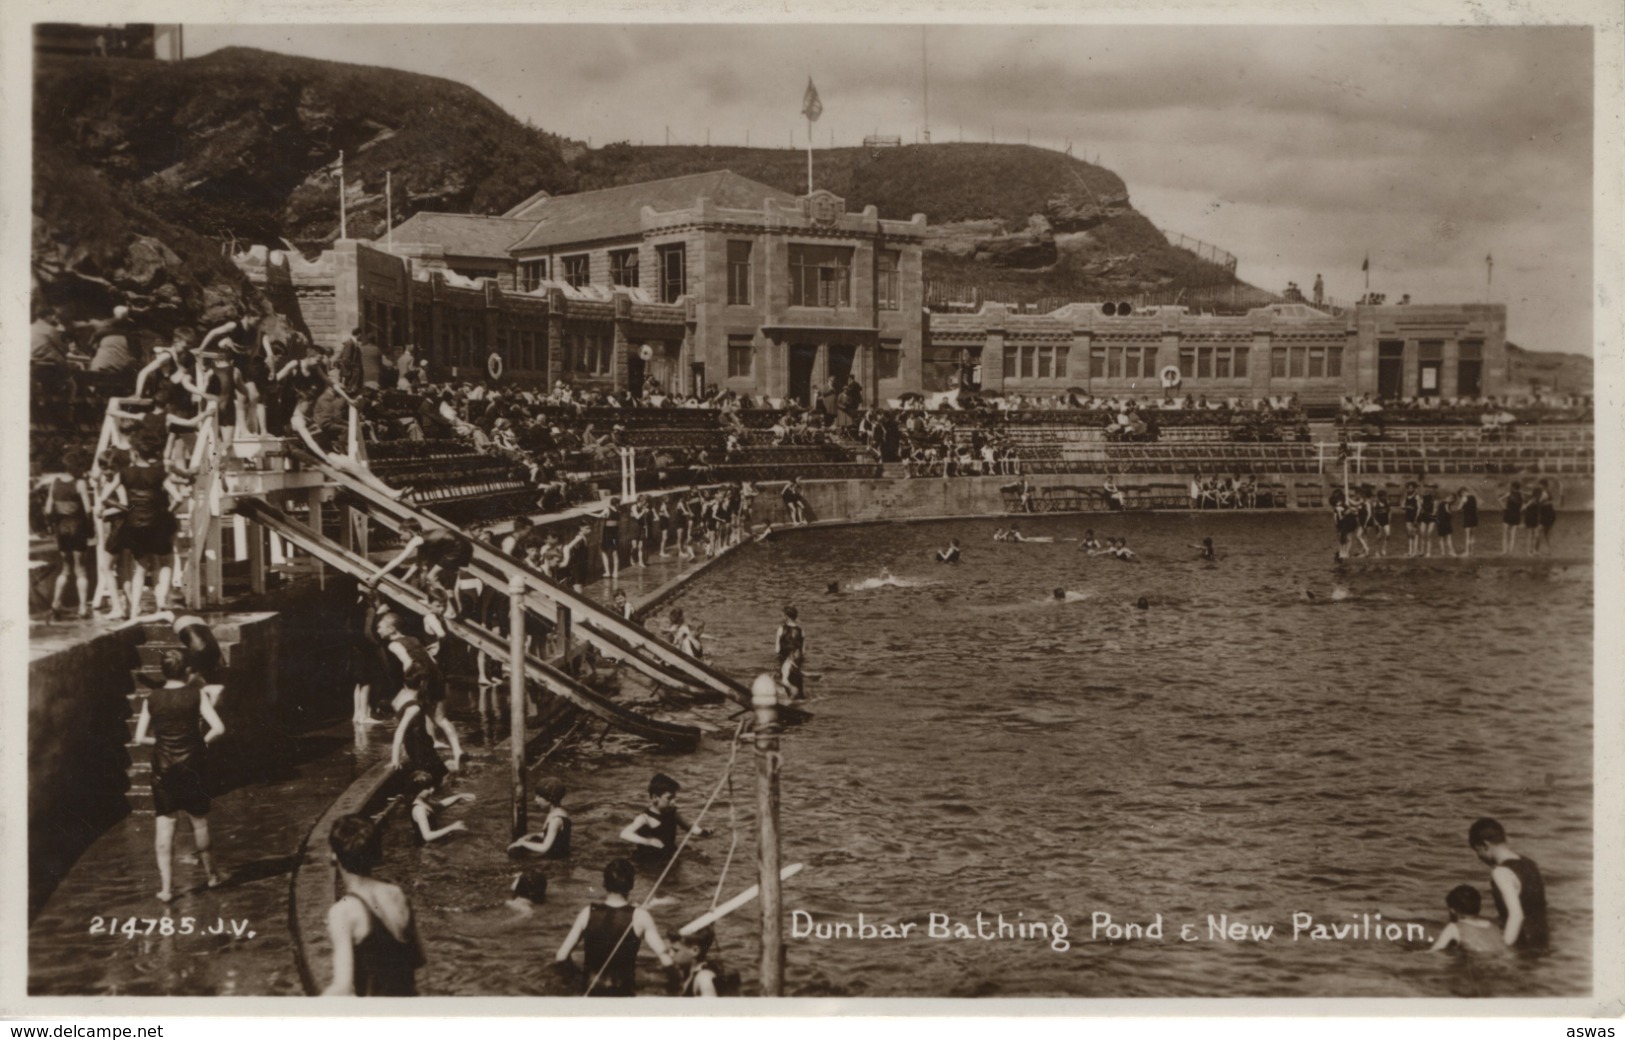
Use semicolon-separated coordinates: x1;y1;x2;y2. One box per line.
1079;528;1102;552
825;581;841;595
935;538;962;563
1189;537;1216;561
1053;587;1066;601
1135;597;1150;610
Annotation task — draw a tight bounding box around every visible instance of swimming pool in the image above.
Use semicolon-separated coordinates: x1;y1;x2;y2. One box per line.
378;510;1593;998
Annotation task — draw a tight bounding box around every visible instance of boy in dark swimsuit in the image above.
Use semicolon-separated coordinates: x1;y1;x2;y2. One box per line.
935;538;962;563
1467;816;1549;950
132;650;226;902
619;773;709;861
555;858;673;996
776;606;806;700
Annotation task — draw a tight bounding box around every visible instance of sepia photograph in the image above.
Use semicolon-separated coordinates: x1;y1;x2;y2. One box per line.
8;5;1619;1013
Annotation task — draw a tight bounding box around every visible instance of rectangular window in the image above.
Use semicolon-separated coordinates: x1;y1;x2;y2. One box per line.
1308;347;1325;378
1418;340;1444;361
877;250;901;311
1179;348;1195;379
1288;347;1306;378
658;244;687;303
1327;346;1343;378
1037;346;1053;379
562;254;590;288
727;335;753;378
1271;347;1288;378
1003;347;1017;379
1197;349;1212;379
788;244;853;308
1089;347;1105;379
877;342;902;381
727;241;753;305
519;259;548;291
1215;351;1231;379
1234;347;1249;378
1055;346;1068;379
1108;348;1123;380
1016;346;1031;379
610;249;639;288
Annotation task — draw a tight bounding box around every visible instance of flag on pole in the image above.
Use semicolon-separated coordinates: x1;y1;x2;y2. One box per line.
1361;254;1369;272
802;78;823;123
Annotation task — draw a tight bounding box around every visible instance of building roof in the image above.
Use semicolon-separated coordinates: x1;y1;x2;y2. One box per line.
388;212;534;260
508;171;801;253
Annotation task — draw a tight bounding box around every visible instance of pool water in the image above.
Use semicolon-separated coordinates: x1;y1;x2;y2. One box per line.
379;511;1593;998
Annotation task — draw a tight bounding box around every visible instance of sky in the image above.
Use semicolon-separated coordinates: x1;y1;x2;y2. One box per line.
186;23;1596;356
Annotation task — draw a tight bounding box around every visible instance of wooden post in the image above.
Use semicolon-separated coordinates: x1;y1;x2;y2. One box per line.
247;516;266;595
752;674;784;995
558;604;572;663
307;487;327;590
509;574;528;840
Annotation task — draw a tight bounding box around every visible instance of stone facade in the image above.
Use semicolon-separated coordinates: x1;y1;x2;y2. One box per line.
238;174;1506;403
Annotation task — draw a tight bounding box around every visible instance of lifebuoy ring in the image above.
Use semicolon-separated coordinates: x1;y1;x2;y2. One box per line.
487;351;504;381
1160;365;1182;389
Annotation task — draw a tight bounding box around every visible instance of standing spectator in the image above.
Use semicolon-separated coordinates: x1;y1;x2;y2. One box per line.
88;306;140;380
1313;274;1325;307
333;327;364;397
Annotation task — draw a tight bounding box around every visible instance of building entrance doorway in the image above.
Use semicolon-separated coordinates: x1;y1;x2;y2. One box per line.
828;344;856;389
1377;340;1404;399
789;343;818;407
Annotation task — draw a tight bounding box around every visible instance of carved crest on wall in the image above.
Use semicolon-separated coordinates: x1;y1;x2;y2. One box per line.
803;190;845;228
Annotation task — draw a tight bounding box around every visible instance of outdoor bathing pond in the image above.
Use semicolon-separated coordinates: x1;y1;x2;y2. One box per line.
381;511;1592;999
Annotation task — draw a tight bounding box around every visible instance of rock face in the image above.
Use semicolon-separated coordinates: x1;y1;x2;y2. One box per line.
32;49;1237;327
33;47;575;326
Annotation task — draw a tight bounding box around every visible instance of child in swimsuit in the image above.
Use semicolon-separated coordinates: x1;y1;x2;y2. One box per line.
1428;884;1507;956
620;773;709;859
408;770;475;845
509;777;572;858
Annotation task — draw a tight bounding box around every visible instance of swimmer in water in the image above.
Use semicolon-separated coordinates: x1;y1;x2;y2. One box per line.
936;538;962;563
825;581;840;595
1135;597;1150;610
1189;537;1216;562
1427;884;1507;956
1053;587;1066;601
506;869;549;917
991;528;1007;543
1079;528;1102;552
1111;537;1139;562
1006;525;1026;543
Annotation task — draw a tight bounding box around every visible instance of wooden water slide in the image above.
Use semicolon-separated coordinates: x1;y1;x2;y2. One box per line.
233;497;703;749
302;454;754;709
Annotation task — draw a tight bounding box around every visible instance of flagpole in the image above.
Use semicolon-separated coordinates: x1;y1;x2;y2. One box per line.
386;170;393;250
806;118;813;194
338;150;347;240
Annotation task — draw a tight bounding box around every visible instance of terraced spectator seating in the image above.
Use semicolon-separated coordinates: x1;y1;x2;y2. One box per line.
366;440;547;527
1333;424;1594;476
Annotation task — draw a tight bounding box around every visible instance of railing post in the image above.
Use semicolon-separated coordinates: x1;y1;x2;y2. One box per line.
509;574;528;840
752;674;785;996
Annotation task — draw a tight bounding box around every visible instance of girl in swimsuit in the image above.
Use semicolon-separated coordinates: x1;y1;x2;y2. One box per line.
1435;492;1457;557
39;448;94;619
1499;481;1524;555
1458;486;1480;556
324;814;426;996
407;770;475;845
1416;487;1438;558
598;498;622;583
1402;483;1421;557
508;777;572;858
627;496;648;569
1372;490;1392;557
1521;485;1542;555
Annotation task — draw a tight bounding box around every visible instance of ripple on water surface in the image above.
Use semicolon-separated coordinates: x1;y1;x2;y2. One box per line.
382;512;1591;998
